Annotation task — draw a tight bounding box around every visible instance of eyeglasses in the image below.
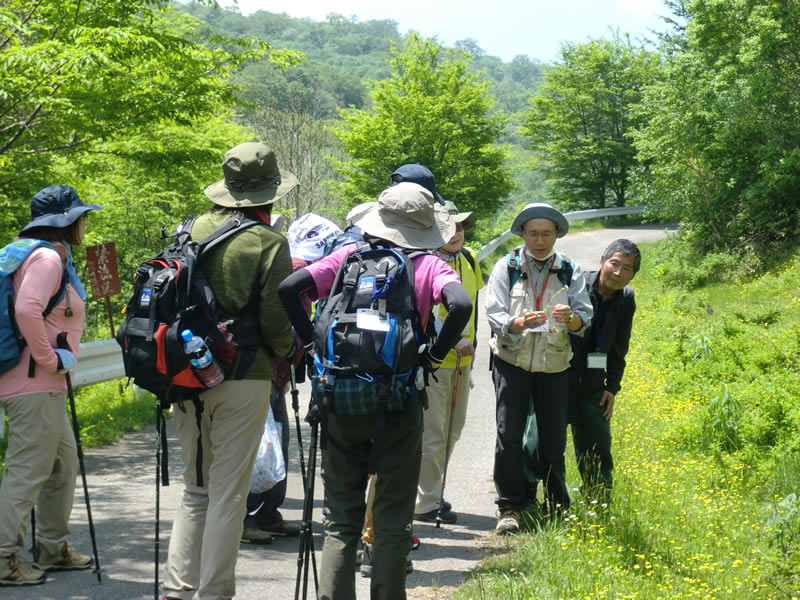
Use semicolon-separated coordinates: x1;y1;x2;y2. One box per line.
523;230;556;240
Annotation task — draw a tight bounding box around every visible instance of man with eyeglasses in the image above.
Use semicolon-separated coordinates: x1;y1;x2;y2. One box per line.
485;203;592;534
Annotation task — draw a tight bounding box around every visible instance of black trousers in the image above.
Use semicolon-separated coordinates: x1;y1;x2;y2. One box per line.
245;384;290;528
492;357;570;510
569;370;613;495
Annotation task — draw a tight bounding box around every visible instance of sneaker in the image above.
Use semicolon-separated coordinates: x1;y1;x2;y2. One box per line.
0;554;46;586
495;508;521;535
359;542;373;578
240;528;273;544
411;535;420;550
260;520;301;537
414;508;457;524
33;543;91;571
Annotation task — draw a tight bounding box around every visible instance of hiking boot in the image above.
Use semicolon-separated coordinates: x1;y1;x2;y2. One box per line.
240;528;273;544
411;534;420;550
414;507;457;524
359;545;412;578
359;542;373;577
495;508;521;535
441;499;452;512
33;543;91;571
0;554;46;586
260;519;301;537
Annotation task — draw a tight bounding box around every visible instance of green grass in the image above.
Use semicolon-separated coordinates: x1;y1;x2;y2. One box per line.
456;243;800;600
0;380;156;478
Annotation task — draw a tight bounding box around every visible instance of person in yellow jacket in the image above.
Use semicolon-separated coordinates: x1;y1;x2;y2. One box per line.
414;201;483;524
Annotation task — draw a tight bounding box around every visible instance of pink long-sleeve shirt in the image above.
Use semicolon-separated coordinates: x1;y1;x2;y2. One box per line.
0;243;85;400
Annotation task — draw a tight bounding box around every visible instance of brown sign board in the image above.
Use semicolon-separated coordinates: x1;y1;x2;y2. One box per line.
86;242;121;298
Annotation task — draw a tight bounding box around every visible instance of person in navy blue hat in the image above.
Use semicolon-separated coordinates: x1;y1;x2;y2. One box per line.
0;185;102;585
390;164;446;205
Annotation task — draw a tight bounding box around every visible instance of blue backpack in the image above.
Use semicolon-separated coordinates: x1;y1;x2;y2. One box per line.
0;239;68;375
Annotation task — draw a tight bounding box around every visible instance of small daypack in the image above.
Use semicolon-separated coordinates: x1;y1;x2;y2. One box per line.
0;239;68;376
311;243;428;417
116;216;266;406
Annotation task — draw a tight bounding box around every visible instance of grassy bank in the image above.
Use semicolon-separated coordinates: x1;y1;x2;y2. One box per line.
455;243;800;599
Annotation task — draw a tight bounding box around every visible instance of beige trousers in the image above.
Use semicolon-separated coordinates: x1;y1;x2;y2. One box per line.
162;379;270;600
0;392;78;557
415;363;471;514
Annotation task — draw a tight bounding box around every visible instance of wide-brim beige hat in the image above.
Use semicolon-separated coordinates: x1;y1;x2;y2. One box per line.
357;182;455;250
511;202;569;237
204;142;299;207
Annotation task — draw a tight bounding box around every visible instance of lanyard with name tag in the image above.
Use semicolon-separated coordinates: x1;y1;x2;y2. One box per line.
587;352;607;369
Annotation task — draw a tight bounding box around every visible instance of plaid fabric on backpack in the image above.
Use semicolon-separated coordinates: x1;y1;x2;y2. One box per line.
311;243;428;417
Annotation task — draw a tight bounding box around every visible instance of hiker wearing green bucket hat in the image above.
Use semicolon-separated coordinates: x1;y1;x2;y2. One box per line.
485;202;592;534
161;142;296;600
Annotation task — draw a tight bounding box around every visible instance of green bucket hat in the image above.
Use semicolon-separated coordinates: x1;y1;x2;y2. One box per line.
442;200;475;229
204;142;299;207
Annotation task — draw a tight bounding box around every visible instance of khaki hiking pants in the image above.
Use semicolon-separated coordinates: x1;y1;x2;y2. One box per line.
415;363;471;515
162;379;270;600
0;392;78;558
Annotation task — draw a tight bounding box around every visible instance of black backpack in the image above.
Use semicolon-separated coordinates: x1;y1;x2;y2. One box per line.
311;242;428;417
116;216;265;405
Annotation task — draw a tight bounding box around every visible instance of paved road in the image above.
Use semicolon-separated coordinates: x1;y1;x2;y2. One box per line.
4;225;673;600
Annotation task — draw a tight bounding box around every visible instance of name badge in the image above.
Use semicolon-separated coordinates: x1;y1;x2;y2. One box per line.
587;352;607;369
356;308;389;332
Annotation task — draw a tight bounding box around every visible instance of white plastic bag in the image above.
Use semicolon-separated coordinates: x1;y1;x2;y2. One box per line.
250;407;286;494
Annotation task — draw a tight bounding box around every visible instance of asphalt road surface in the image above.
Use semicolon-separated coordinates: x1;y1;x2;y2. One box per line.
3;224;673;600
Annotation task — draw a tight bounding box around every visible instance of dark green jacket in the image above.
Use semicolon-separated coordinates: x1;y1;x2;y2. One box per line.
192;211;293;380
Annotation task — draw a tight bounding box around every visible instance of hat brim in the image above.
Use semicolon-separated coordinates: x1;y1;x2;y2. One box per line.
19;203;103;234
511;206;569;238
452;210;475;229
204;171;299;207
358;206;455;250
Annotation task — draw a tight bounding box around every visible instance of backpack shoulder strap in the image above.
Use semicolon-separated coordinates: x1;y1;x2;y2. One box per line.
550;251;575;287
461;247;476;271
506;246;523;288
0;240;67;318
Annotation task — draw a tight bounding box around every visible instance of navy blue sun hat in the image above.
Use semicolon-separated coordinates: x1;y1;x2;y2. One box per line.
20;185;103;234
390;164;446;205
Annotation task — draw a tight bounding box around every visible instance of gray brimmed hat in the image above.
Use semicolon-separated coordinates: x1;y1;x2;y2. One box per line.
204;142;298;207
20;185;103;234
443;200;475;229
510;202;569;238
357;182;455;250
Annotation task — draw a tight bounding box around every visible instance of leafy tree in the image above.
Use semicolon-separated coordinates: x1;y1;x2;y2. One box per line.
329;33;513;223
523;37;660;210
632;0;800;256
0;0;300;230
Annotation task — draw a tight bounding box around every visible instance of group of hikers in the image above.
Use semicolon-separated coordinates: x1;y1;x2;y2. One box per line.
0;140;640;600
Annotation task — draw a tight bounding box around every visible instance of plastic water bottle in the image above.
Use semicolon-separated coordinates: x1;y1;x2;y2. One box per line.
181;329;224;388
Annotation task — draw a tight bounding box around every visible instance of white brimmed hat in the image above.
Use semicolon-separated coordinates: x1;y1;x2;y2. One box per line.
287;214;342;261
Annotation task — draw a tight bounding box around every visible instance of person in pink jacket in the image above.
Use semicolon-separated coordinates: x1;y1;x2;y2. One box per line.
0;185;102;586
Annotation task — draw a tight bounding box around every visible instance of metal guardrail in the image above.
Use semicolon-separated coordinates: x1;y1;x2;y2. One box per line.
476;205;644;261
73;205;644;388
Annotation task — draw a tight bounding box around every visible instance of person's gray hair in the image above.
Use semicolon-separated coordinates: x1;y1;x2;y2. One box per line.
601;239;641;273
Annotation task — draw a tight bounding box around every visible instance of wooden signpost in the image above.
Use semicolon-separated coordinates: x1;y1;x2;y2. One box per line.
85;242;121;337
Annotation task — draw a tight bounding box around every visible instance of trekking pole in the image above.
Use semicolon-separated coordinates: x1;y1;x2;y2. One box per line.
57;332;103;582
295;418;319;600
29;509;37;561
154;400;163;600
289;363;319;586
436;355;461;529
